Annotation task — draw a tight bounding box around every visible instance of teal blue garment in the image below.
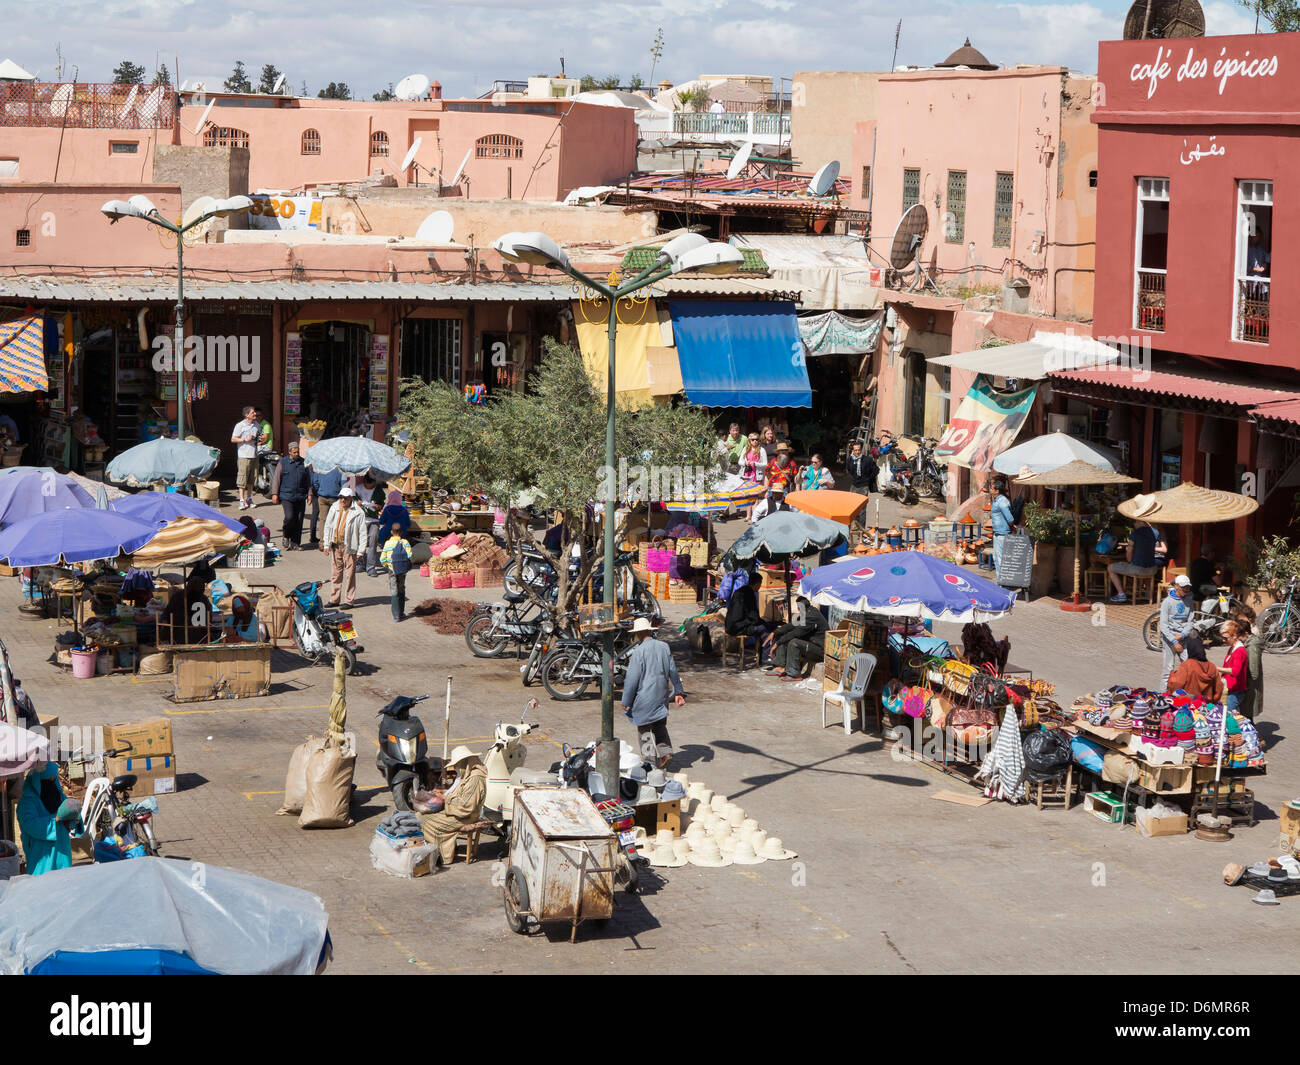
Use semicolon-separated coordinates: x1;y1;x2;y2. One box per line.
17;763;72;876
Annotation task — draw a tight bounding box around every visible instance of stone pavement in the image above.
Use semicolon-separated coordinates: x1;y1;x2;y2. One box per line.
9;495;1300;974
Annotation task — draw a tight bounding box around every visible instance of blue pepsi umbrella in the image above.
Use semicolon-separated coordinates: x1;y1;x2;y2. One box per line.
0;858;331;975
303;435;411;479
0;468;94;529
797;550;1017;623
111;491;244;533
106;438;220;487
0;508;162;567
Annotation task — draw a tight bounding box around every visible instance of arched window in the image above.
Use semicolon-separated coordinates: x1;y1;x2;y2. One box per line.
301;128;321;155
370;131;389;156
202;126;250;150
475;133;523;160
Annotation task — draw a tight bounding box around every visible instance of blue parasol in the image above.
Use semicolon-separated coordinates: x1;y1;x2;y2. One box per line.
302;436;411;480
111;491;244;533
0;508;162;567
106;438;220;487
797;550;1016;623
0;468;94;529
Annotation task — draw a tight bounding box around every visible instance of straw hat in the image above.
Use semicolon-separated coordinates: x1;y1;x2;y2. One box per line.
719;835;738;856
732;837;767;864
1117;482;1259;525
669;772;690;786
687;781;710;800
758;837;797;861
671;837;692;860
661;779;687;802
685;822;709;846
647;768;668;789
653;829;675;849
448;745;480;767
630;616;656;635
710;794;729;813
725;805;747;828
710;820;733;842
693;810;719;831
740;818;760;835
649;842;688;868
749;829;768;854
632;826;650;851
689;838;732;868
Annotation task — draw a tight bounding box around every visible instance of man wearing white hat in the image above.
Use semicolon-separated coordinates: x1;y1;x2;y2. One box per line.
321;486;367;607
620;617;685;769
420;746;487;866
1159;574;1194;689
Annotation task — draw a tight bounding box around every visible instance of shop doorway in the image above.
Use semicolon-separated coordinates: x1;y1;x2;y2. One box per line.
804;353;858;461
189;312;274;479
300;321;373;436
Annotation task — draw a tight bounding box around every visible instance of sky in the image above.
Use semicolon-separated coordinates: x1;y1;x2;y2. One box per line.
0;0;1262;99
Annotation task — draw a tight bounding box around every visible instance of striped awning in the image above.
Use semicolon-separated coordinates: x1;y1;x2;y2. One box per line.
130;517;243;568
0;316;49;394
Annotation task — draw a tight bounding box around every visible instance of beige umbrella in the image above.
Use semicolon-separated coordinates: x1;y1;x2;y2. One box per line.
1015;460;1139;611
327;649;347;742
129;517;243;569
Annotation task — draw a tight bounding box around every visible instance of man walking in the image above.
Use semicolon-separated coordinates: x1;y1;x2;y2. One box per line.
380;525;413;622
321;486;366;607
1159;574;1193;689
846;439;876;496
989;479;1016;574
230;406;264;511
270;441;311;550
620;616;685;769
308;465;342;547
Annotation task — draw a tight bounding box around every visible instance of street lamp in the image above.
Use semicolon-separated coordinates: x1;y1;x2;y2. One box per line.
101;194;254;441
494;228;743;794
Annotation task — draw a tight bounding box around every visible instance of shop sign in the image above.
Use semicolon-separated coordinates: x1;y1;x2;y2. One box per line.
248;193;322;231
1129;43;1279;100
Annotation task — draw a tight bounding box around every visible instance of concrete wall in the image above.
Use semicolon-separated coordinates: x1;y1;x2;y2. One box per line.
791;72;879;171
0;127;166;185
151;145;250;234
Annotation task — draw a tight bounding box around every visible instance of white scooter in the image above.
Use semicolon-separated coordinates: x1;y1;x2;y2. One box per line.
481;699;558;833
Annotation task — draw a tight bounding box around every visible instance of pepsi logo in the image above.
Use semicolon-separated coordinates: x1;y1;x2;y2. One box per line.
887;595;901;604
943;573;968;587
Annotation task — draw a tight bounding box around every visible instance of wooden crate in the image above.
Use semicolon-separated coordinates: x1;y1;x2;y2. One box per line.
824;626;852;661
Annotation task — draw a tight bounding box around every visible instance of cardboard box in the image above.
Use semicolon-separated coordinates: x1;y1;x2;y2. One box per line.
171;644;271;702
1138;812;1189;838
632;799;680;837
1084;791;1127;823
1101;750;1193;794
105;718;172;758
105;751;177;796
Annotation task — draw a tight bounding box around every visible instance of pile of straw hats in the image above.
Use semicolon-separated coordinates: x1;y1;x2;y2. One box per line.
638;772;797;869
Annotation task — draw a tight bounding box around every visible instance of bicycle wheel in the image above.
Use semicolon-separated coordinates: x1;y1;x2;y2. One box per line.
1142;611;1161;652
465;611;508;658
1260;603;1300;654
540;648;590;701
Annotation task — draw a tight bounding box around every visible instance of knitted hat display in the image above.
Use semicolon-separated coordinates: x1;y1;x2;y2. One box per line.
1095;690;1113;709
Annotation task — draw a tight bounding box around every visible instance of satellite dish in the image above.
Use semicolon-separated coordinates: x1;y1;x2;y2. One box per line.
394;74;431;101
1123;0;1204;38
414;210;455;242
50;84;73;117
889;203;929;271
272;73;286;94
808;160;841;197
138;86;163;123
118;84;139;122
183;195;218;240
399;136;423;172
195;98;215;132
451;147;472;185
726;140;754;181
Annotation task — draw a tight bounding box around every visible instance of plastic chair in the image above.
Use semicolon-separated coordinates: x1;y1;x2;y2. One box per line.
821;652;876;736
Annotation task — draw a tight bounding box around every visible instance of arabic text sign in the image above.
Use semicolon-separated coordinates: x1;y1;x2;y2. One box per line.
1130;44;1279;101
1180;135;1226;166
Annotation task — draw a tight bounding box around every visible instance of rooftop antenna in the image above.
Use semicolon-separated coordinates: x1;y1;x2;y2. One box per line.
179;97;215;135
399;136;436;186
393;73;431;100
272;72;286;95
808;159;840;198
891;19;902;70
726;140;754;180
414;210;455;242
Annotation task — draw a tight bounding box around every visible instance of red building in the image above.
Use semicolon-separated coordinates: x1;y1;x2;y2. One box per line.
1049;31;1300;546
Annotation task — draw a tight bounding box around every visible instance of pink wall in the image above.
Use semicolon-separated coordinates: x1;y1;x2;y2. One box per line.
0;128;166;185
1093;33;1299;371
852;67;1097;320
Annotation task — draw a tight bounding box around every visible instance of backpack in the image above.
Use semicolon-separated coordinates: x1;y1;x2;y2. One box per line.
389;539;411;575
717;568;749;603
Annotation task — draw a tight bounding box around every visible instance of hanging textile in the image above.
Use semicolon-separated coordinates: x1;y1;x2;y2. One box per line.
0;315;50;394
797;311;882;358
934;374;1037;471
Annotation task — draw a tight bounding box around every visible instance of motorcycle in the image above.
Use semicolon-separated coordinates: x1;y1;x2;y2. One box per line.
482;699;559;830
255;446;281;498
291;581;363;675
539;622;639;702
375;693;441;811
907;435;947;501
464;590;548;659
878;446;919;507
1142;587;1243;652
79;745;160;859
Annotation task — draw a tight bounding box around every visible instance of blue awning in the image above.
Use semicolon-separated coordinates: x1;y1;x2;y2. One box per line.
668;301;811;408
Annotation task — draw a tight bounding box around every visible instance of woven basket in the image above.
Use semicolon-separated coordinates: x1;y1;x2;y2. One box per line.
475;565;502;588
669;582;698;604
680;539;709;567
638;542;651;569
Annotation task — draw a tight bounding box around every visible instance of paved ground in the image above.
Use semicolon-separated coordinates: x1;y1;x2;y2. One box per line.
11;492;1300;974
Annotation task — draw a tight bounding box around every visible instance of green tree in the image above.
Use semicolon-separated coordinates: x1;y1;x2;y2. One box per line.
257;63;283;93
681;86;712;112
373;83;395;101
224;60;251;93
595;75;621;90
649;27;665;85
579;74;597;92
112;60;145;85
151;64;171;87
1238;0;1300;29
316;81;351;100
398;339;719;613
628;74;645;91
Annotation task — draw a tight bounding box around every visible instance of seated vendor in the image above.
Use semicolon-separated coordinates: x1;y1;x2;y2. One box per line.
419;746;488;866
221;594;261;643
160;578;213;644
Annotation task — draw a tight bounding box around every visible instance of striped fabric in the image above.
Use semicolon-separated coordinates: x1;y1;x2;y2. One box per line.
0;316;48;394
976;706;1027;803
130;517;243;569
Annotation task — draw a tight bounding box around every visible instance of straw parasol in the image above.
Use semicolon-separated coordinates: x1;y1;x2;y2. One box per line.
128;517;243;569
1015;460;1138;611
1117;482;1259;525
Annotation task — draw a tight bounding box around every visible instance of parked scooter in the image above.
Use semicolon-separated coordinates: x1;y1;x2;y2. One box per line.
255;446;281;498
878;444;919;507
80;744;160;858
375;693;441;811
907;435;947;501
291;581;363;675
481;698;558;830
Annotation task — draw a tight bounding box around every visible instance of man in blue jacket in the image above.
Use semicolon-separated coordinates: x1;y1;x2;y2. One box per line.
989;479;1016;574
271;441;311;550
620;617;686;769
307;466;343;547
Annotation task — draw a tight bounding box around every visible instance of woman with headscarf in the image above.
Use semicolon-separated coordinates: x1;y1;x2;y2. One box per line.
378;489;412;542
222;594;261;643
419;746;488;866
1167;634;1225;702
17;761;75;875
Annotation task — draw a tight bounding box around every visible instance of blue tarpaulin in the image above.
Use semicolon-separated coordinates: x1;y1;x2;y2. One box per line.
668;301;811;408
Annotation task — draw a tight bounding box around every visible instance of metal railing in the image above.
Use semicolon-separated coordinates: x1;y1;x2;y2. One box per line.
1135;269;1166;333
1235;278;1270;344
669;111;790;137
0;82;175;129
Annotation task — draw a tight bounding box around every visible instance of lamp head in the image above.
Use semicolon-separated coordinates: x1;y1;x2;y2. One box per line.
210;195;254;217
656;232;708;265
670;242;745;275
506;231;570;270
126;194;159;218
100;199;139;223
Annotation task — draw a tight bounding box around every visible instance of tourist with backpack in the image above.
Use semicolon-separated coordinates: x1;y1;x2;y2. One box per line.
380;528;413;622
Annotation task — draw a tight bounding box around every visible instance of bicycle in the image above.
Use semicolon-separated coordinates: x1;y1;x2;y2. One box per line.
79;743;161;858
1259;575;1300;654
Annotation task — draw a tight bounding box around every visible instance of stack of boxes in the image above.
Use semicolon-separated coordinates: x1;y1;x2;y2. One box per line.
104;718;177;796
822;613;888;692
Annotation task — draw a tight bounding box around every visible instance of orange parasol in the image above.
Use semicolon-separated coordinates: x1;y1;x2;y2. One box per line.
785;490;870;526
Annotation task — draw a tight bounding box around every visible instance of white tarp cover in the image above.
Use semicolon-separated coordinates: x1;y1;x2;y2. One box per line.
0;857;330;974
731;235;879;310
798;310;882;357
929;331;1121;382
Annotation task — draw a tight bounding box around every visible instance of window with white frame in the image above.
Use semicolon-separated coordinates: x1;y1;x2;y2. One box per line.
1234;179;1272;344
1134;177;1169;332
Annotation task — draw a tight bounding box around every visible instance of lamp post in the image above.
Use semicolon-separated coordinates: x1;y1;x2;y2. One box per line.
101;194;253;441
494;229;742;794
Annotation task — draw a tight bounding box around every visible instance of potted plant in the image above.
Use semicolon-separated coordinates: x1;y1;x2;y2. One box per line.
1240;535;1300;609
1021;502;1070;598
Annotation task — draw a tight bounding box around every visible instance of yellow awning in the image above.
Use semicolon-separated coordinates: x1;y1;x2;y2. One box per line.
572;299;662;409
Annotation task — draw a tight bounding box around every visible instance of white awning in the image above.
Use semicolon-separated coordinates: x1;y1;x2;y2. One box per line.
929;331;1121;381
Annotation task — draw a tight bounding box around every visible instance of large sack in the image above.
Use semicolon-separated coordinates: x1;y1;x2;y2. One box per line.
299;738;356;829
276;735;324;815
